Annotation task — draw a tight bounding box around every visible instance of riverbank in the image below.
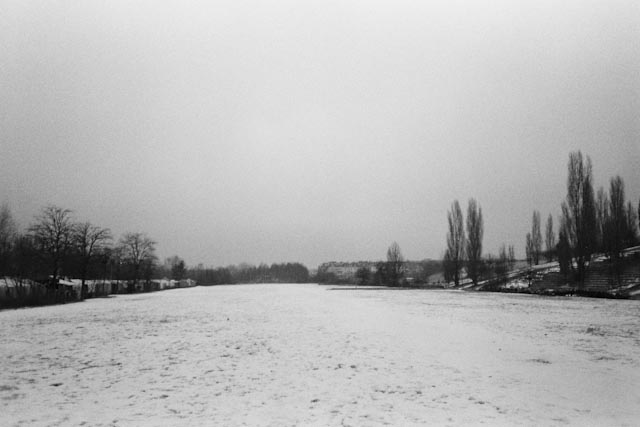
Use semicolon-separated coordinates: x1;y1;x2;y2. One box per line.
2;284;638;425
0;278;196;310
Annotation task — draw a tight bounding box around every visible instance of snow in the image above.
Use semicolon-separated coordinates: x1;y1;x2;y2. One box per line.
504;279;529;289
1;284;639;426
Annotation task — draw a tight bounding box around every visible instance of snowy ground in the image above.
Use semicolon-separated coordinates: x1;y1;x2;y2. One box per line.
1;284;639;426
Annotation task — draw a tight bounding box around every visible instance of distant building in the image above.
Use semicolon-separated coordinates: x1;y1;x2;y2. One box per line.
318;261;376;281
317;260;437;283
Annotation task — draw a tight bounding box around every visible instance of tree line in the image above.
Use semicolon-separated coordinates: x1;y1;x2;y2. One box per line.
0;204;160;298
554;152;638;283
188;262;311;286
442;198;512;287
442;151;639;288
2;150;635;300
524;152;639;284
318;243;442;287
315;243;407;287
0;204;314;300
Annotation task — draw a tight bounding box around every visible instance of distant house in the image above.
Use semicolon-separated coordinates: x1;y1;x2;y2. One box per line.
85;280;111;297
178;279;197;288
109;280;128;294
153;279;172;290
318;261;376;282
0;278;44;302
152;278;197;290
318;260;436;283
58;279;82;300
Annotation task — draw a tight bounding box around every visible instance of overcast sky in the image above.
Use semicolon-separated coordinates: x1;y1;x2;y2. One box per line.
2;0;639;268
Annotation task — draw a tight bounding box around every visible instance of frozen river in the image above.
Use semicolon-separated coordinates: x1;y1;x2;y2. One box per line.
1;284;639;426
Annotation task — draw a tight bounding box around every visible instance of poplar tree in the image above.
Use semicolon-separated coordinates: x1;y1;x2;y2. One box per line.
545;214;555;262
445;200;465;286
561;151;596;284
531;210;542;265
386;242;405;287
465;199;483;285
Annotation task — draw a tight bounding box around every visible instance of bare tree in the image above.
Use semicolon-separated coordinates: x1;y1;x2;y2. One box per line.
74;222;112;298
165;255;186;280
525;232;533;267
12;235;39;281
118;232;157;291
557;229;571;279
607;176;626;261
465;198;483;285
544;214;555;262
494;244;515;277
386;241;404;287
0;203;17;276
445;200;465;286
531;210;542;265
595;187;609;253
28;205;75;284
562;151;596;283
508;245;516;271
443;249;454;284
355;266;370;287
0;203;16;244
495;244;508;276
626;201;638;247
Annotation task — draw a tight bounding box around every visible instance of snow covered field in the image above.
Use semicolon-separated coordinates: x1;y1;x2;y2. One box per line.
1;284;639;426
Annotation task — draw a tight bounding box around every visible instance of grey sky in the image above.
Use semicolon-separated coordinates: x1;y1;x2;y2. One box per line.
2;0;639;268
